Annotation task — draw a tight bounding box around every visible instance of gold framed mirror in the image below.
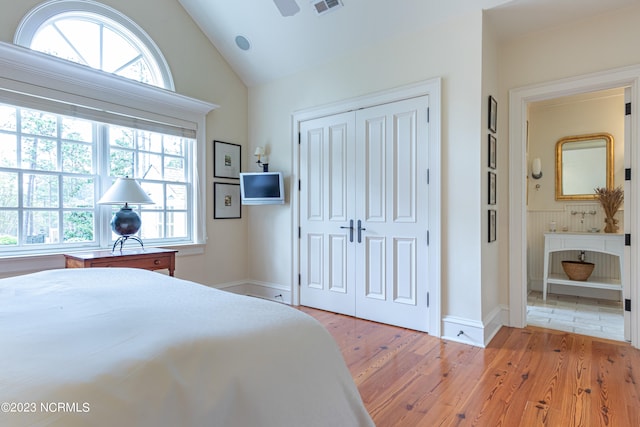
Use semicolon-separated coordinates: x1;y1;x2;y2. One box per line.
555;133;614;200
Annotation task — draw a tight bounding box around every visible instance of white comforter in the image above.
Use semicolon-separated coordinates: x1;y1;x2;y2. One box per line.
0;268;373;427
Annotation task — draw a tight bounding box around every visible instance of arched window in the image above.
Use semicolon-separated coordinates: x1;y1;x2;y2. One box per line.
14;0;174;90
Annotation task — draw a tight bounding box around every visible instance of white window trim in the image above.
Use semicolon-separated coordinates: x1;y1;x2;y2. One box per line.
0;41;218;250
14;0;175;90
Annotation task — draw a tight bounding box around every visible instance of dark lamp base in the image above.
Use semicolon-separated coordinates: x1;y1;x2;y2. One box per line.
111;206;144;252
112;235;144;252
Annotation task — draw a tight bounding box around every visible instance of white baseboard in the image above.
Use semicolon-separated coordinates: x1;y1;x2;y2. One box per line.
441;316;486;347
442;305;507;348
483;305;506;345
217;280;292;304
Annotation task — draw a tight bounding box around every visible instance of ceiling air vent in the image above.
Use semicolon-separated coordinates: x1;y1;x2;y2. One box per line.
273;0;300;17
311;0;343;16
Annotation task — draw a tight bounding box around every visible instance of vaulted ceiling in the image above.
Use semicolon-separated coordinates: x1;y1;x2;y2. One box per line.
177;0;638;87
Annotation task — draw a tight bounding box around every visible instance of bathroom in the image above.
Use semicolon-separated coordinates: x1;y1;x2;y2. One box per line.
526;87;626;341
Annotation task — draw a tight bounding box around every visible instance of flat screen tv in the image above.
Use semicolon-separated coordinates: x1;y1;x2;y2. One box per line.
239;172;285;205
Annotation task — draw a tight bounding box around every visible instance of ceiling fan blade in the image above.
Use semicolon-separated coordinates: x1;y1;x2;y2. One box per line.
273;0;300;17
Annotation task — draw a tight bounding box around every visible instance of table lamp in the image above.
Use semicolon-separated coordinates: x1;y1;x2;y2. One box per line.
98;177;154;252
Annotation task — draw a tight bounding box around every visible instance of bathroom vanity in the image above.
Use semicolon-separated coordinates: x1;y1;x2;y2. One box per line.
542;232;624;300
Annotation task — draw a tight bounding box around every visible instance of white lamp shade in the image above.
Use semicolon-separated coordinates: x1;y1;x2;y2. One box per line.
532;158;542;176
98;177;154;205
254;146;265;156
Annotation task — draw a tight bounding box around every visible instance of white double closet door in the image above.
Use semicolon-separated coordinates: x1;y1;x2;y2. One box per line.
299;96;431;332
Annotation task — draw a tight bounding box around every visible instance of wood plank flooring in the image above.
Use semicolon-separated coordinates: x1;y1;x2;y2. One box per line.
299;307;640;427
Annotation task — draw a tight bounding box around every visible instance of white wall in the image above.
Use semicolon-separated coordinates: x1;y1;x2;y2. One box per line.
481;13;502;328
0;0;249;286
248;11;486;323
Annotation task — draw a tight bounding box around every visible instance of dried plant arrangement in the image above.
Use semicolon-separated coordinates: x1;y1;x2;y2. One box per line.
594;186;624;233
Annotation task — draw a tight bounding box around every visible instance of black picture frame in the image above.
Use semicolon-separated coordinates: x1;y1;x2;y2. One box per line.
488;171;496;205
488;134;497;169
488;209;496;242
214;182;241;219
488;95;497;133
214;140;241;179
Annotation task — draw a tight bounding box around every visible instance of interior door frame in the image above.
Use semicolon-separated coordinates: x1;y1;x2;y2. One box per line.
291;78;442;337
508;65;640;348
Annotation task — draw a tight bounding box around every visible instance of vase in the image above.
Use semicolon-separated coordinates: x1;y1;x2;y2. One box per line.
604;216;619;233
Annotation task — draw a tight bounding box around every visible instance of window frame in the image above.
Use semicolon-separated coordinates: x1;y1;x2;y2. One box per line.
14;0;175;90
0;41;216;257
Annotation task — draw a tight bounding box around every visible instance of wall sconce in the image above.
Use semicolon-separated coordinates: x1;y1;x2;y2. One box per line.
531;157;542;191
254;146;269;172
531;158;542;179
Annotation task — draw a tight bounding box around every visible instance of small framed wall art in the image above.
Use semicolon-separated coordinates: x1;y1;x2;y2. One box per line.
488;171;496;205
214;140;241;179
488;209;496;242
488;134;497;169
214;182;241;219
488;95;497;133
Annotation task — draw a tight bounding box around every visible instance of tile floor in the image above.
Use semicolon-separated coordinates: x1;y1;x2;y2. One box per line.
527;290;625;342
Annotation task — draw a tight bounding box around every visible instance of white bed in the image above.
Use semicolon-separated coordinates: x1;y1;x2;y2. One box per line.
0;268;374;427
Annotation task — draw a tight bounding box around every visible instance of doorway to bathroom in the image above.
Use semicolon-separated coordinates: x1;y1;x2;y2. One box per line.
508;65;640;347
525;88;626;341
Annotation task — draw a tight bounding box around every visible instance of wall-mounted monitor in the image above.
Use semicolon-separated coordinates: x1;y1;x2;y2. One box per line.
239;172;285;205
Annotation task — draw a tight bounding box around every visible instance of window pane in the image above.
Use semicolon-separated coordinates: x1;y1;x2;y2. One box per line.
109;148;134;177
0;105;17;131
55;19;101;69
138;152;162;180
62;117;93;142
139;132;163;153
62;141;93;174
32;25;85;64
102;26;139;74
164;136;184;156
0;134;17;168
110;126;134;148
0;172;18;207
167;184;187;210
140;211;162;239
63;177;95;208
164;157;185;182
141;182;164;209
23;174;59;208
63;211;94;243
167;211;187;238
24;211;59;244
117;57;153;85
0;211;18;245
21;137;58;171
21;110;57;137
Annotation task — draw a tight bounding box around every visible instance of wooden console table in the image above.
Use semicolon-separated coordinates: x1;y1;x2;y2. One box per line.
64;247;177;276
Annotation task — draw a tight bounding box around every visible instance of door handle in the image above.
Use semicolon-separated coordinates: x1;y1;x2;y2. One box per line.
357;220;366;243
340;219;354;242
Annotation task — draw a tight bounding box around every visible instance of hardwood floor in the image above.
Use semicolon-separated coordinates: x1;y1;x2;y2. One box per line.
300;307;640;427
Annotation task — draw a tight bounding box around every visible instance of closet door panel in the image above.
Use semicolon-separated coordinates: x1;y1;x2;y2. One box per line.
364;115;386;222
355;96;430;332
299;112;356;315
394;110;418;223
